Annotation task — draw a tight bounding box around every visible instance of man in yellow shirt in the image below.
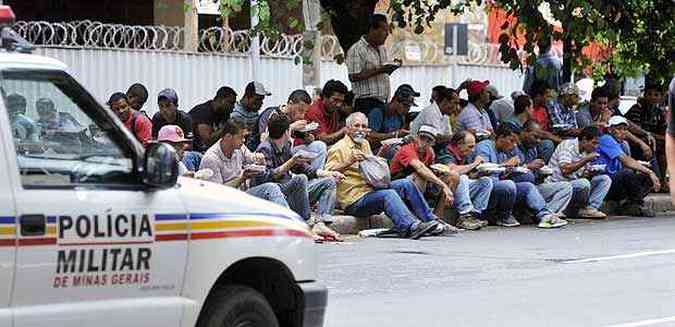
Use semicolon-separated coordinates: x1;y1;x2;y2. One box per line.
325;112;439;239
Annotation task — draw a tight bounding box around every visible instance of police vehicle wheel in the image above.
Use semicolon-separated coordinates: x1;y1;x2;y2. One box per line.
197;285;279;327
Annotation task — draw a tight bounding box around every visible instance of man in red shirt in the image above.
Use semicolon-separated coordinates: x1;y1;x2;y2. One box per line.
528;80;560;162
108;92;153;147
306;80;349;146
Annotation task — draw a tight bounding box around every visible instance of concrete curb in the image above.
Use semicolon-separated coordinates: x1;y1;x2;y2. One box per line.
330;194;674;235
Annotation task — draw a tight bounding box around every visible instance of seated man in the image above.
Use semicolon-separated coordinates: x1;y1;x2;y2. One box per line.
305;80;350;146
152;88;193;140
457;80;494;136
513;121;574;222
447;130;504;230
528;81;562;161
410;87;461;164
257;89;327;173
368;84;419;146
231;81;271;151
548;126;611;218
255;113;343;237
596;116;660;216
325;112;439;239
107;93;152;147
156;124;201;177
504;94;557;163
389;125;465;234
189;86;237;153
200;119;288;208
548;83;581;138
474;124;568;228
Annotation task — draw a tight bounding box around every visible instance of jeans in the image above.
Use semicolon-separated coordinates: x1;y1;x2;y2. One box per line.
486;179;517;220
537;139;555;163
455;175;493;215
293;140;328;173
515;181;551;220
279;174;311;220
307;177;337;223
391;178;436;222
536;181;573;214
567;175;612;211
247;182;289;208
606;169;653;205
344;189;416;232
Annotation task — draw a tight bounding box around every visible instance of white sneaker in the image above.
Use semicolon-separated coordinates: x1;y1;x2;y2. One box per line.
537;214;567;229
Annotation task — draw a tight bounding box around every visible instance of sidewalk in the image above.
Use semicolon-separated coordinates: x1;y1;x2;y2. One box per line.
330;194;674;235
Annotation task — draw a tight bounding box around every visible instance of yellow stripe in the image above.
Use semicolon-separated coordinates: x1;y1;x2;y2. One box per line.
156;222;189;232
0;227;15;235
190;220;277;231
46;226;57;236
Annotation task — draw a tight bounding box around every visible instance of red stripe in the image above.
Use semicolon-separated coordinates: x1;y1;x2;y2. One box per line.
0;239;15;246
192;229;311;240
59;240;154;246
19;238;57;246
156;234;188;241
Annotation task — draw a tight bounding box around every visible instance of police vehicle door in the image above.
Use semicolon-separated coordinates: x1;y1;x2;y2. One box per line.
1;69;188;326
0;107;17;327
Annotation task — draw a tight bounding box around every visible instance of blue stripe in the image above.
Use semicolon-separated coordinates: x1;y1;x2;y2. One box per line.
190;212;295;221
47;216;57;224
0;216;15;224
155;214;188;221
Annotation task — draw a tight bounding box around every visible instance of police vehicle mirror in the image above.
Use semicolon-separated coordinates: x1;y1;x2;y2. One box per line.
143;143;178;188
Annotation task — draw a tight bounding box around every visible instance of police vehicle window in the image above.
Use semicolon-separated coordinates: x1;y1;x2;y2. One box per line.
1;69;135;187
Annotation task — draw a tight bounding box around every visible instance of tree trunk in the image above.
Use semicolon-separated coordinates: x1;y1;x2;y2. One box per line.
319;0;378;54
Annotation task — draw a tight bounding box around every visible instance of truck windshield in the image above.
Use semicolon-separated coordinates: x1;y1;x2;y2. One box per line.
1;69;136;187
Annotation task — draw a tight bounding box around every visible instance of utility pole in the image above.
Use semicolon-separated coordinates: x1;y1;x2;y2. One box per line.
302;0;321;93
250;0;261;82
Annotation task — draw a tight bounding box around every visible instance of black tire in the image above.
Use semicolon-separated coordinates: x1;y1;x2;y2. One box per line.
196;285;279;327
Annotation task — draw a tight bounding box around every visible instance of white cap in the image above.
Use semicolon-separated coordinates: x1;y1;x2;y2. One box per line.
607;115;629;127
418;125;438;141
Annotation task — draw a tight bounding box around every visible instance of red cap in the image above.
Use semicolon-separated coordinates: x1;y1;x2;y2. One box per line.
467;80;490;96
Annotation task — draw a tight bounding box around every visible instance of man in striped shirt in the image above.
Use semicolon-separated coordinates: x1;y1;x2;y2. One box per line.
231;81;271;151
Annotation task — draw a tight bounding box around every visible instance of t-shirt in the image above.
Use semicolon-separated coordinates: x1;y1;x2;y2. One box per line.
152;110;193;139
490;97;514;123
306;99;342;138
200;142;257;186
122;110;152;147
410;102;451;138
368;106;404;133
457;102;493;132
390;142;434;179
625;101;666;135
596;134;625;175
189;100;230;152
548;138;588;181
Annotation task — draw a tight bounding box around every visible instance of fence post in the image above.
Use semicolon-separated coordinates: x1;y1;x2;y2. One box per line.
250;0;261;82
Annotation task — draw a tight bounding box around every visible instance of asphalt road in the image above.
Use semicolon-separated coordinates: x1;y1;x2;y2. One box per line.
319;215;675;327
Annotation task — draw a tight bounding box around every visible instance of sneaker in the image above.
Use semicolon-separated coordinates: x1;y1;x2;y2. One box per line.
496;215;520;227
430;220;460;235
551;216;569;228
578;207;607;219
408;220;439;240
538;214;567;229
456;214;482;231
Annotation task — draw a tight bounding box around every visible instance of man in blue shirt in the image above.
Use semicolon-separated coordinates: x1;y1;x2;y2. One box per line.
368;84;418;145
6;93;38;142
473;124;568;228
596;116;660;216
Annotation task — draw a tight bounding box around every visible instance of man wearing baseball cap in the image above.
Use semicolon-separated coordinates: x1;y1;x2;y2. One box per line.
596;115;660;216
152;88;193;141
457;80;494;136
156;124;201;176
548;83;582;138
231;81;272;151
367;84;419;145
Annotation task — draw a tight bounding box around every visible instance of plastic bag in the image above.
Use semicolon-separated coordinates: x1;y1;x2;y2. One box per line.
359;155;391;189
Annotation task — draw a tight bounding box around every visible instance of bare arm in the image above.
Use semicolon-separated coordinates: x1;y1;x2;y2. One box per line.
317;127;347;145
448;157;482;175
560;154;597;177
409;159;448;189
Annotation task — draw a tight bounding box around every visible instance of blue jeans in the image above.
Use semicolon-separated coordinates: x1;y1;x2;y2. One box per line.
247;182;289;208
568;175;612;211
455;176;493;215
293;141;327;173
536;181;573;214
515;181;551;220
486;179;517;220
391;179;436;222
344;189;416;232
307;177;338;223
279;174;311;220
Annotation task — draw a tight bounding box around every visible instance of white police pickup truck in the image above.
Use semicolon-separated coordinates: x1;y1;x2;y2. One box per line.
0;5;325;327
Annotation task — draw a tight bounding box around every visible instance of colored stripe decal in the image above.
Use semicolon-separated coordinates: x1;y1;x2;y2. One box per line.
0;217;15;224
190;213;296;221
0;227;15;235
58;240;154;246
46;226;57;235
0;239;15;246
156;234;188;241
155;222;189;232
18;238;56;246
190;220;277;230
156;214;188;221
47;216;57;224
192;229;312;240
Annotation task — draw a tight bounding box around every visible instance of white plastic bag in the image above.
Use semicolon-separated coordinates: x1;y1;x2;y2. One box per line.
359;155;391;189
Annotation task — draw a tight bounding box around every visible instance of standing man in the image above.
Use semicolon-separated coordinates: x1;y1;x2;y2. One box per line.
107;92;153;147
306;80;349;146
152;88;193;139
347;13;399;116
189;86;237;153
231;81;272;151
